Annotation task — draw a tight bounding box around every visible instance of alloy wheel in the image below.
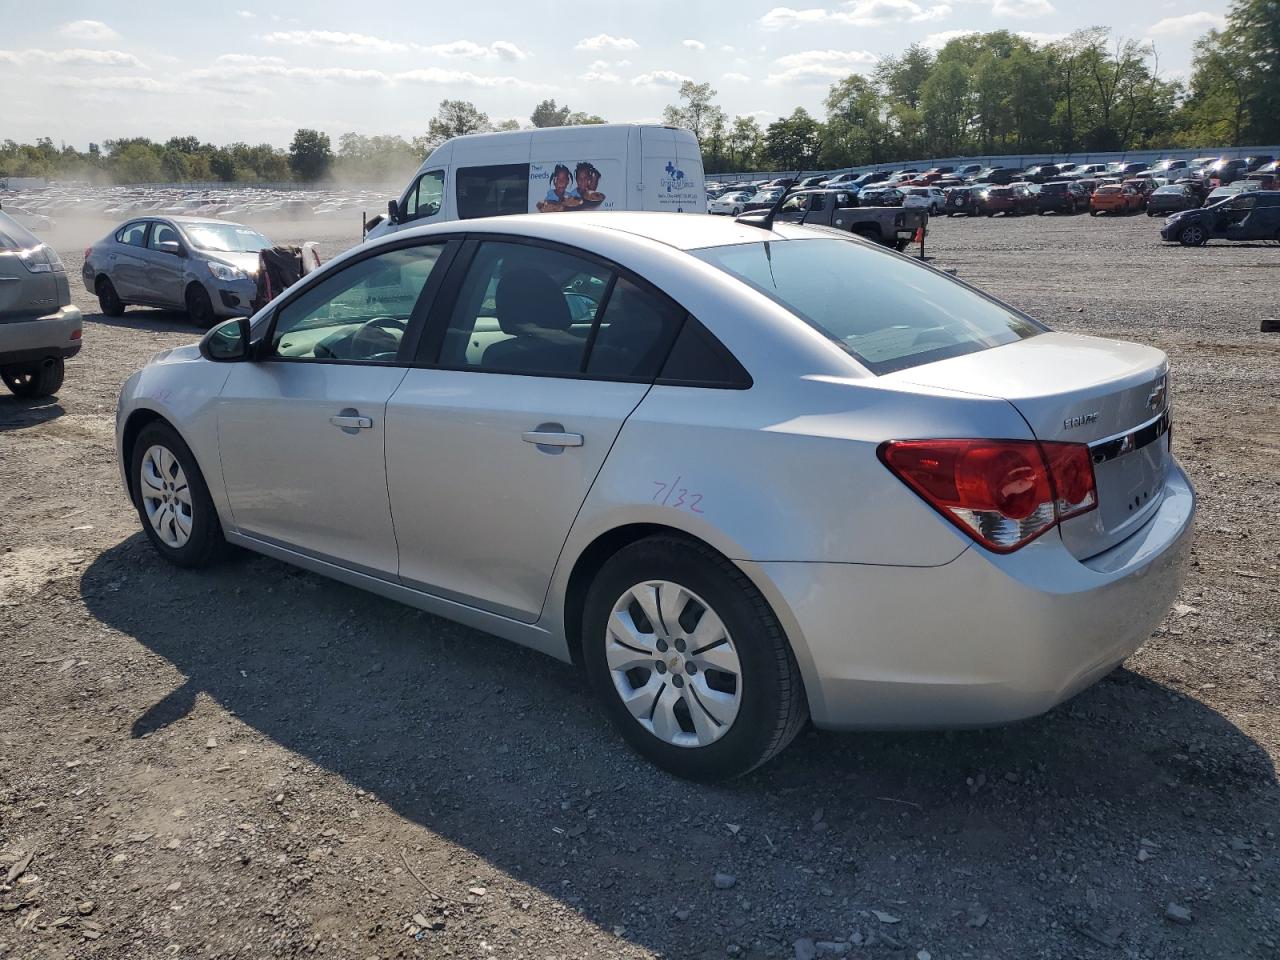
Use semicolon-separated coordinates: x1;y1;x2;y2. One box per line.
605;580;743;748
140;444;194;548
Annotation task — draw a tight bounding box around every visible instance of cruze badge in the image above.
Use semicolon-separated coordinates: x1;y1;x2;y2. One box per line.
1146;379;1167;412
1063;412;1099;430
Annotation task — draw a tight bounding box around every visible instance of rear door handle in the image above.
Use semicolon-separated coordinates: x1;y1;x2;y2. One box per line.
330;414;373;430
522;430;583;447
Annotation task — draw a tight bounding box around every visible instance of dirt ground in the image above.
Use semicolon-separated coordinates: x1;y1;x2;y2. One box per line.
1;211;1277;960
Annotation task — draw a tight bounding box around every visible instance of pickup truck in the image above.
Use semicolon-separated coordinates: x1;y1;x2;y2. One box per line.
771;188;927;250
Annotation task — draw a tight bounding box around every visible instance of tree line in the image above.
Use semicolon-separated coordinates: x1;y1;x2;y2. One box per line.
2;0;1274;184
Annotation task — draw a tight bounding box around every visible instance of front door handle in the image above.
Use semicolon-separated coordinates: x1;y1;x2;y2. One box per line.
330;413;373;430
522;430;583;448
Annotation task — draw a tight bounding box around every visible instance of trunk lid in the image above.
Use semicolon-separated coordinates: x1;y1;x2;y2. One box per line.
890;332;1172;559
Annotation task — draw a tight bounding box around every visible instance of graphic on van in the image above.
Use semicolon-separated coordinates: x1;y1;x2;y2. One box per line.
649;158;702;211
531;160;615;213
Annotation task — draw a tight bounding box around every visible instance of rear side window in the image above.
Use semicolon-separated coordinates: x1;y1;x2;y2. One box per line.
658;317;752;389
585;278;683;379
117;222;149;246
456;164;529;220
694;238;1042;376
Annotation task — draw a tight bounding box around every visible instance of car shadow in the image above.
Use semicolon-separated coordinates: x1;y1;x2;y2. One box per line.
84;307;202;334
80;537;1276;956
0;394;65;431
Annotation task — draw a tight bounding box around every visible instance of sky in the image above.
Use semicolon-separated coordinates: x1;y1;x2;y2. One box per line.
0;0;1231;149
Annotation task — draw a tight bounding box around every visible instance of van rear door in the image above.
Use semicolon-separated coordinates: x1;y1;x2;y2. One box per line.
640;127;707;214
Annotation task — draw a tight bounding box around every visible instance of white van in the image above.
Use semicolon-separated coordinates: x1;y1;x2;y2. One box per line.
366;123;706;239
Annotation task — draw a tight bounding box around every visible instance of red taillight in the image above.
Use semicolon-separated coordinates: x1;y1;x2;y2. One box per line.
879;438;1097;553
69;328;82;341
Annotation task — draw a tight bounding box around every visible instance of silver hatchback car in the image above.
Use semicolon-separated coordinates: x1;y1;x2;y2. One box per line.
83;217;270;326
115;213;1194;780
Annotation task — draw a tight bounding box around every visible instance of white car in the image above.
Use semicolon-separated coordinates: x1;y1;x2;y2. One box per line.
115;212;1194;781
903;187;946;214
708;191;754;216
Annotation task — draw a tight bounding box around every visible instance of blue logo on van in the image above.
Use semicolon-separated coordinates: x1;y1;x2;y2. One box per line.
662;161;687;193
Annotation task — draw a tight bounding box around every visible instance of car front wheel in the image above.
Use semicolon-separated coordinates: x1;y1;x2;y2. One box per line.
185;284;216;328
130;421;229;567
1179;224;1208;247
583;535;808;781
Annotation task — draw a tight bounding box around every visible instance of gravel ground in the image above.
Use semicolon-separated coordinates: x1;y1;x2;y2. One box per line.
1;211;1277;960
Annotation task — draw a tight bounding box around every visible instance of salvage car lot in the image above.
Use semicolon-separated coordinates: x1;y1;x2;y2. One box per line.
2;212;1277;958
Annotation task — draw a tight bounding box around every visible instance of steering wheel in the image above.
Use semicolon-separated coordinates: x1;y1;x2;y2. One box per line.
349;316;407;358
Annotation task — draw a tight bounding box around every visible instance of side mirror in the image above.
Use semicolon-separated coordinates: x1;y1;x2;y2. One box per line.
156;240;185;257
387;199;401;224
200;316;251;363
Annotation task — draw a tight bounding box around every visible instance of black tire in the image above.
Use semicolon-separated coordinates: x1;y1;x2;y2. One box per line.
582;535;808;781
185;284;216;328
1;356;64;398
987;211;995;217
731;206;741;216
96;277;125;317
129;420;229;568
1178;224;1208;247
1090;210;1099;216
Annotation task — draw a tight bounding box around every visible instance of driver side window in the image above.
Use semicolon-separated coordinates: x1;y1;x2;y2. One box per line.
269;243;446;363
403;170;445;221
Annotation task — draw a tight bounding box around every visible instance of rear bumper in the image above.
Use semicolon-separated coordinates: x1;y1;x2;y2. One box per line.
747;462;1195;730
0;305;82;364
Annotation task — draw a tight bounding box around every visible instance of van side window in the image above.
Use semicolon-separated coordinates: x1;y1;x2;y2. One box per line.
456;164;530;220
403;170;445;221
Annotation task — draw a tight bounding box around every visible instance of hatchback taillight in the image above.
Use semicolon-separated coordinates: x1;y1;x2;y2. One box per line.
879;439;1097;553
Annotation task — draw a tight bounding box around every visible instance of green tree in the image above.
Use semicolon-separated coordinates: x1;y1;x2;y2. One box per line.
1229;0;1280;142
762;108;822;170
288;128;331;181
531;99;571;127
417;100;492;152
662;81;726;144
726;116;763;171
822;74;887;167
565;111;606;125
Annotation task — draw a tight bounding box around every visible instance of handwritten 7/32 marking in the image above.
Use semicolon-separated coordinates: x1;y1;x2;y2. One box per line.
652;476;704;513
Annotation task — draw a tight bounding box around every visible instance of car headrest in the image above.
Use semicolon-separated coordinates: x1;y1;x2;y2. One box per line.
495;268;572;335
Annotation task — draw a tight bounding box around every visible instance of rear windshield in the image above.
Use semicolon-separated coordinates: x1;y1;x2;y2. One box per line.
693;237;1043;375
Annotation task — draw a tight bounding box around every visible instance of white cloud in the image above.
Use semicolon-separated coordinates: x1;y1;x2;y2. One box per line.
1017;30;1066;44
236;9;255;18
682;39;707;51
0;48;147;69
1147;11;1225;35
579;69;623;84
767;48;878;84
423;40;530;61
189;63;391;89
923;29;978;49
260;30;408;53
575;34;639;52
215;53;287;65
60;20;119;42
760;1;951;29
990;0;1054;17
51;76;176;93
631;70;693;87
394;67;537;88
722;71;751;82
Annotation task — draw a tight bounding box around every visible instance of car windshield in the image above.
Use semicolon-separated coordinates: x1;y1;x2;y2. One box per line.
692;237;1042;375
1042;183;1067;193
1097;185;1122;194
1154;185;1183;194
184;223;270;253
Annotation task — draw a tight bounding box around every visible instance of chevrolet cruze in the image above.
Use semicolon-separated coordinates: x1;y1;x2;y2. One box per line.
115;212;1194;780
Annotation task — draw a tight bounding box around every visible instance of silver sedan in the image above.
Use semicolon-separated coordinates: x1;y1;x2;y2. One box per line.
83;217;269;326
114;212;1194;780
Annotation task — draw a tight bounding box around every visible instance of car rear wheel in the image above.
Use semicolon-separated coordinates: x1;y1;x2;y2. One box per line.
185;284;216;328
582;535;808;781
130;421;229;568
731;206;741;216
96;277;125;317
1;356;64;398
1179;224;1208;247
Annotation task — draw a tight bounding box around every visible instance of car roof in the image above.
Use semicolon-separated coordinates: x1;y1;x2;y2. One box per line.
388;211;829;254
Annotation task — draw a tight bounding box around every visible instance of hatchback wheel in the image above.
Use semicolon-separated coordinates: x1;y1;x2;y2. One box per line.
97;277;125;317
185;284;216;328
130;421;229;567
731;206;741;216
583;535;807;781
1179;224;1207;247
2;357;64;398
